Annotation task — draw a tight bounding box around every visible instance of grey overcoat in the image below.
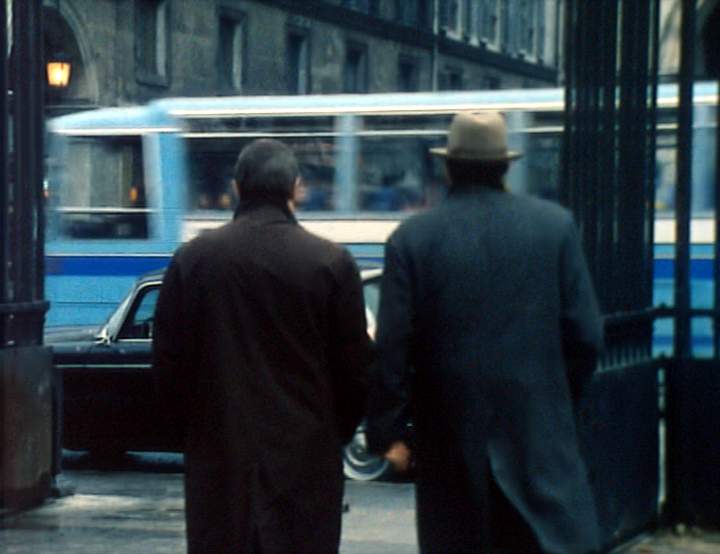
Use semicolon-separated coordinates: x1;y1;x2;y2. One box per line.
367;185;603;553
153;202;372;554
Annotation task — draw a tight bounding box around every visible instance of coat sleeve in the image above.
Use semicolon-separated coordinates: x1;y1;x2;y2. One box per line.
559;217;604;402
152;253;192;437
365;236;415;454
328;250;374;445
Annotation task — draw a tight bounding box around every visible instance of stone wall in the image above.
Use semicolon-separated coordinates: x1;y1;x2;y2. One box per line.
47;0;559;109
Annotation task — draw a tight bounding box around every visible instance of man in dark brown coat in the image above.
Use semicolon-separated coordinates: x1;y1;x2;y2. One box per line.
367;112;603;553
153;139;372;553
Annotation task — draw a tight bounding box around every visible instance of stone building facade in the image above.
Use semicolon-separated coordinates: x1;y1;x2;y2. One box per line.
43;0;562;112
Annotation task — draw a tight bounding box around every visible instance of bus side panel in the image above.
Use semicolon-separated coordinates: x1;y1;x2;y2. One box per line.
45;255;171;327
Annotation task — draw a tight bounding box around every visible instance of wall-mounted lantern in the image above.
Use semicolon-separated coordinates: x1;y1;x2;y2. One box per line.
46;52;72;88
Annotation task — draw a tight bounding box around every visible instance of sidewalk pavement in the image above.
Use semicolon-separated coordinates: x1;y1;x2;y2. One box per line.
2;464;719;554
613;526;720;554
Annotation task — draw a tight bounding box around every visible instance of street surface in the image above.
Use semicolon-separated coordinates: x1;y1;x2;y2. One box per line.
2;451;720;553
0;451;417;554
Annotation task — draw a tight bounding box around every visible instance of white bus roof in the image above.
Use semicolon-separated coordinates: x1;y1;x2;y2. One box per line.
48;105;181;135
48;81;717;130
154;88;564;118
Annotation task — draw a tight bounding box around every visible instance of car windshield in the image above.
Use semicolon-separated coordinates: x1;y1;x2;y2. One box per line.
103;288;134;337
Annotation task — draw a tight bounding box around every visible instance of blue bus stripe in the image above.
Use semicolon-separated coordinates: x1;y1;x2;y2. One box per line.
46;255;714;278
46;255;172;276
45;253;385;276
654;258;715;279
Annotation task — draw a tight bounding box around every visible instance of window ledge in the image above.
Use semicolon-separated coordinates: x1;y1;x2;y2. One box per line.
135;70;169;88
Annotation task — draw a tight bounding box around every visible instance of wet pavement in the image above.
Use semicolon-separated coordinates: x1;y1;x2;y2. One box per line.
2;451;719;553
0;451;417;554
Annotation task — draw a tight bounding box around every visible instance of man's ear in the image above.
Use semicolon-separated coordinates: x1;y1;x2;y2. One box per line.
292;176;306;204
232;179;240;199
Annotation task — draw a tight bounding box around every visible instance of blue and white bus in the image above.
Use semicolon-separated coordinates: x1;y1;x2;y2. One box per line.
45;84;717;348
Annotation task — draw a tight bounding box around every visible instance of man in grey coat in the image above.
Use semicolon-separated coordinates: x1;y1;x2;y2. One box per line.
367;112;603;553
153;139;373;553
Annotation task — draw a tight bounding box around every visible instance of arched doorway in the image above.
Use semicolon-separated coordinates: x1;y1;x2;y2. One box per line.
42;3;96;115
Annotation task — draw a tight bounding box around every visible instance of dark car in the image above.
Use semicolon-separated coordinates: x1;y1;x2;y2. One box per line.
46;268;390;481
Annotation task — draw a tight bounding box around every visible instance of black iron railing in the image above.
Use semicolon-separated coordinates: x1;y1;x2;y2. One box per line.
563;0;663;546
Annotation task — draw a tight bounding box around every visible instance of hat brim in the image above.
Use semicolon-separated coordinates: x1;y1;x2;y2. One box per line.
429;147;523;162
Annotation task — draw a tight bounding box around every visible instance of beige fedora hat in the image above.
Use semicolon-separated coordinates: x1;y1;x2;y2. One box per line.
430;111;522;162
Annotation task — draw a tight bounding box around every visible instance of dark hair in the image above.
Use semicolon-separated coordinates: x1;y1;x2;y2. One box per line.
445;159;509;189
233;139;299;202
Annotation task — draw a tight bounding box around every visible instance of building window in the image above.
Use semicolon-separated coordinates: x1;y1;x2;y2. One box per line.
396;0;430;28
528;0;546;60
395;0;424;26
507;0;543;59
518;0;535;55
499;0;542;57
398;57;419;92
537;4;546;62
439;0;461;36
478;0;500;47
463;0;474;38
218;10;246;92
500;0;512;53
135;0;169;85
438;67;463;90
287;29;310;94
344;42;368;93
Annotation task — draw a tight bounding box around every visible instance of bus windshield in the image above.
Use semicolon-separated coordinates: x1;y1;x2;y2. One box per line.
47;133;150;240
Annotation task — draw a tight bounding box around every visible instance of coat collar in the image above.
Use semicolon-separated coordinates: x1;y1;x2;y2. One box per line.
233;200;298;225
447;182;506;197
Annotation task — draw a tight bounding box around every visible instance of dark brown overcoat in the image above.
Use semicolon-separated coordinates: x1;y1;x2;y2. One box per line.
367;186;604;554
153;202;372;554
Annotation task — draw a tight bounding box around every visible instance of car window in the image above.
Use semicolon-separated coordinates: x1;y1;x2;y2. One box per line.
118;286;160;340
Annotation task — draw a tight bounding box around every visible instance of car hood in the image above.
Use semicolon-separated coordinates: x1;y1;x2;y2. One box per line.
44;324;102;345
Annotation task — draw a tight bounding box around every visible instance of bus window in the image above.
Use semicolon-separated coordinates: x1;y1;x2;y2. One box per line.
47;135;150;239
184;115;339;212
356;114;449;211
521;128;562;201
356;111;563;211
691;104;717;215
655;137;677;213
180;102;568;217
655;103;717;216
